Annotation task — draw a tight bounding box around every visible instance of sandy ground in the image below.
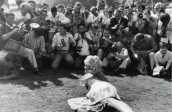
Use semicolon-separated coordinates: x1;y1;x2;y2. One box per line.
0;69;171;112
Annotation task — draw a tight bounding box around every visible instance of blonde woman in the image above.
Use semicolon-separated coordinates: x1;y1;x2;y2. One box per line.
68;55;133;112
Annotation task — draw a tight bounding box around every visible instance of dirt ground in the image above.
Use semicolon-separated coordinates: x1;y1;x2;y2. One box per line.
0;68;171;112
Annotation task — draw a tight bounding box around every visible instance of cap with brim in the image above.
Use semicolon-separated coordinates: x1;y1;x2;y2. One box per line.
30;23;40;29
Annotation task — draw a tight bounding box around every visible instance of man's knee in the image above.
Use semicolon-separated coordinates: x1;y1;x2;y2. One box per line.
149;52;155;58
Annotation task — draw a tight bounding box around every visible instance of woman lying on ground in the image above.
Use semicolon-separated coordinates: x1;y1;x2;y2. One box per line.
68;55;133;112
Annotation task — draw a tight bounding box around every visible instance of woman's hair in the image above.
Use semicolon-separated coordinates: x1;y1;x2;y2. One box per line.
84;55;102;74
5;53;17;63
84;55;108;82
74;2;83;9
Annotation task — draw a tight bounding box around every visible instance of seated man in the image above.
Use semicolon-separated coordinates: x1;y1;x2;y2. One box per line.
0;12;42;76
102;41;131;77
0;53;19;80
24;27;46;70
74;24;93;68
154;42;172;77
130;33;158;75
51;23;76;70
97;28;114;60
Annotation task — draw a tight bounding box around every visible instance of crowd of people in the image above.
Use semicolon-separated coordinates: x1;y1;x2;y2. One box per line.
0;0;171;79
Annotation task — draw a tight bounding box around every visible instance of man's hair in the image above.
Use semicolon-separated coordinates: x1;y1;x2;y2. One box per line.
51;6;57;12
28;0;36;5
136;33;144;41
40;9;47;15
160;13;170;22
58;23;68;30
74;2;82;9
15;0;24;6
159;42;168;48
56;4;65;9
43;3;48;6
78;23;86;29
4;12;15;17
138;4;145;10
167;0;171;2
5;53;17;63
20;3;30;9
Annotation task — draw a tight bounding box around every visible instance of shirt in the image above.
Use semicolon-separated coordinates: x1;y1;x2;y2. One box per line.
24;31;45;52
155;50;172;65
130;34;158;52
74;32;92;56
52;32;75;51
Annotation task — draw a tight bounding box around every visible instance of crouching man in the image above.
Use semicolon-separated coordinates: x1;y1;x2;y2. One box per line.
102;41;131;77
0;53;20;80
51;23;76;71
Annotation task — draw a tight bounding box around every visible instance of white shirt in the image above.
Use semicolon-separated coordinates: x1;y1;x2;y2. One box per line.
86;13;101;24
52;32;75;51
13;10;31;27
74;32;92;56
1;4;9;12
165;7;172;18
46;12;70;24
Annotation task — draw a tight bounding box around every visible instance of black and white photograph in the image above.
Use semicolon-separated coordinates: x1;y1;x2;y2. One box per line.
0;0;171;112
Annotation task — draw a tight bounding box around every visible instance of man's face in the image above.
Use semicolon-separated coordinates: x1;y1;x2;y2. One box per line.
116;42;123;51
78;26;85;33
160;47;167;54
5;60;14;68
103;30;109;38
75;6;80;14
143;11;150;19
58;26;66;35
6;15;15;24
118;7;124;13
40;11;47;20
114;11;121;20
21;6;30;16
29;2;36;10
92;28;98;35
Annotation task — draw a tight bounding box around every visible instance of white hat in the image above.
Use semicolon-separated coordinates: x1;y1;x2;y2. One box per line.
30;23;40;28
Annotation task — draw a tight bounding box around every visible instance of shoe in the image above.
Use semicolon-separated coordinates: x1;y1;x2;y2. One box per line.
113;68;125;77
102;66;107;73
34;70;43;76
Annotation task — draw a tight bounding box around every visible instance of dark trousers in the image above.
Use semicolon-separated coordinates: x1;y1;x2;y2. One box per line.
75;55;87;68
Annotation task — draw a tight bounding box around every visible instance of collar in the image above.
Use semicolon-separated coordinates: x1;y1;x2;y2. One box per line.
6;22;16;29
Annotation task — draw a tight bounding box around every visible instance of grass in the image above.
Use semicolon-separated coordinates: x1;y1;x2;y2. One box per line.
0;68;171;112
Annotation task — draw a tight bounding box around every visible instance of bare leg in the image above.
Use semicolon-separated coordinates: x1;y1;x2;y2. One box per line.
106;98;133;112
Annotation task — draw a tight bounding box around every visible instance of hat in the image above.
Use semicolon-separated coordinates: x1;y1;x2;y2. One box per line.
30;23;40;28
160;13;170;22
154;2;162;9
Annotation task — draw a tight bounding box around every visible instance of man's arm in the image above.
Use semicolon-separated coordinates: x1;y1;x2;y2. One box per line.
2;28;19;41
130;38;136;53
149;37;158;52
52;34;57;49
40;36;46;52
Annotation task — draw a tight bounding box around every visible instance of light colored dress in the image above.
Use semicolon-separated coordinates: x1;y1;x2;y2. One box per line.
68;79;120;112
